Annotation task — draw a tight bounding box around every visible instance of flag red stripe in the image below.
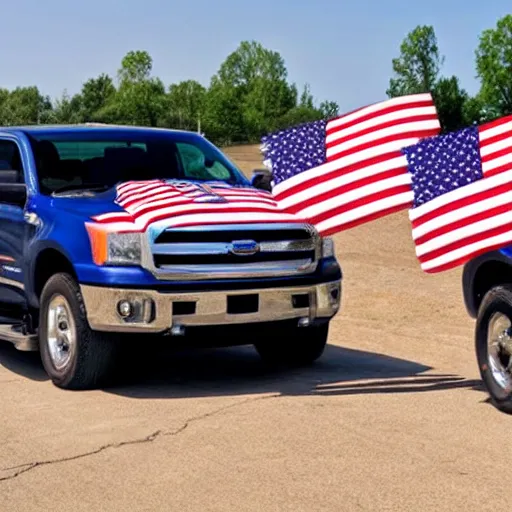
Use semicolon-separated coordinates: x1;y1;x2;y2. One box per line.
152;218;304;231
410;182;512;229
414;202;512;246
417;222;512;264
136;205;291;231
482;160;512;178
325;129;440;162
479;127;512;150
307;184;412;226
325;100;435;137
319;203;409;236
273;150;405;202
480;144;512;166
325;114;439;149
478;114;512;133
422;240;512;274
284;168;407;215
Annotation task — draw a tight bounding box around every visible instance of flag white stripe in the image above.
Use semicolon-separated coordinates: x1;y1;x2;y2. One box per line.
293;174;411;219
315;191;414;234
411;190;512;240
93;211;301;233
122;201;285;228
325;93;434;131
409;169;512;221
277;156;408;210
481;151;512;175
120;189;184;207
326;136;425;161
420;230;512;271
478;119;512;141
125;191;195;210
414;210;512;257
325;107;438;144
93;211;133;222
117;181;164;199
126;195;280;216
480;135;512;158
325;120;440;157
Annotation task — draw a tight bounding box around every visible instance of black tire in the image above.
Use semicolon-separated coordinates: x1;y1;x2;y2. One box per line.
475;284;512;414
254;322;329;367
39;272;119;390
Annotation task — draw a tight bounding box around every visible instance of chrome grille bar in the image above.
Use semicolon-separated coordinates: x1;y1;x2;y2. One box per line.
144;222;321;280
151;239;316;255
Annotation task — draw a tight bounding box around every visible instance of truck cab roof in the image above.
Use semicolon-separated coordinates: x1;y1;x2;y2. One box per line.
0;123;202;141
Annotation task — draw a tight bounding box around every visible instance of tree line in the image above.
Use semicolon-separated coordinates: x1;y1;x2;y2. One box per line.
0;14;510;145
387;15;512;132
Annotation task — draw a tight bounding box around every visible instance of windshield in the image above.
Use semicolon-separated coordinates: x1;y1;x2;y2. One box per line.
26;129;250;195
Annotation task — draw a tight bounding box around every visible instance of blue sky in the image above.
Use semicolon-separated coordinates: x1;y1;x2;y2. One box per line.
2;0;510;113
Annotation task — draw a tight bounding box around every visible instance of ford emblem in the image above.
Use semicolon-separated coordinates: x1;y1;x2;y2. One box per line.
230;240;260;256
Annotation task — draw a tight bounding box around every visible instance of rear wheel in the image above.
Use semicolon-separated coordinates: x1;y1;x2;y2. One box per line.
39;273;119;390
476;284;512;414
254;322;329;367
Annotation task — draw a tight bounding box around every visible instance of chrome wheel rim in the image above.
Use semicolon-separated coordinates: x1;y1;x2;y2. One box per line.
487;312;512;391
47;294;76;371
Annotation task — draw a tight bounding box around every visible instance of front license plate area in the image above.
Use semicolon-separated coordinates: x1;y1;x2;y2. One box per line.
227;294;259;314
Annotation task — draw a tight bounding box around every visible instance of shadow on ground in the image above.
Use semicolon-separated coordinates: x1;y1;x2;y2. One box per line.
0;340;483;400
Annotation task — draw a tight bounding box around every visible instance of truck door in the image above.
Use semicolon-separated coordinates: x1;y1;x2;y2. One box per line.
0;138;28;314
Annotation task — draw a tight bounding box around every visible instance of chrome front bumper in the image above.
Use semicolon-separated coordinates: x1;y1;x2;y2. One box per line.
80;280;341;334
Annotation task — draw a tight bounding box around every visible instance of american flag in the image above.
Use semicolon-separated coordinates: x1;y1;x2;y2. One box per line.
91;179;301;232
262;93;441;236
402;114;512;273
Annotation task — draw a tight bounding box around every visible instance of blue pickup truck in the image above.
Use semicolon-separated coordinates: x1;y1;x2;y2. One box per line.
0;124;342;390
463;251;512;413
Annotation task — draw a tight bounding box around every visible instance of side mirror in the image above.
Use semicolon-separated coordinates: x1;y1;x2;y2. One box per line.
0;183;27;208
251;169;272;192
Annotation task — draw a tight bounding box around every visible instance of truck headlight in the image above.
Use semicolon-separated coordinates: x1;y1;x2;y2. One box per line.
86;223;142;266
107;233;141;265
321;237;335;258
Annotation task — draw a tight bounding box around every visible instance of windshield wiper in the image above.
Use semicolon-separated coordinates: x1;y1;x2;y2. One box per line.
51;183;113;196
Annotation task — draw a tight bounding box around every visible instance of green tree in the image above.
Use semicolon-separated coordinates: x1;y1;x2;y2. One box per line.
299;83;315;109
276;106;323;129
166;80;206;131
205;40;296;144
116;50;166;126
118;50;153;82
81;73;116;121
52;90;83;124
319;100;339;119
431;76;468;132
387;25;444;97
274;84;331;128
475;14;512;116
0;86;53;125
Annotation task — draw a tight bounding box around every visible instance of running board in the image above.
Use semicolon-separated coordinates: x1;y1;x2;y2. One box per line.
0;323;38;351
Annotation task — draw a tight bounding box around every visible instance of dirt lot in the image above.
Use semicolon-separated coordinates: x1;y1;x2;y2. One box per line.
1;144;510;511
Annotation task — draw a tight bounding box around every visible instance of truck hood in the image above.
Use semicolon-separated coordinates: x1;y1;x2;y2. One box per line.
69;180;302;234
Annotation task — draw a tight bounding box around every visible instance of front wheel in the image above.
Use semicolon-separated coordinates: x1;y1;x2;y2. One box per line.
475;284;512;414
39;273;119;390
254;322;329;367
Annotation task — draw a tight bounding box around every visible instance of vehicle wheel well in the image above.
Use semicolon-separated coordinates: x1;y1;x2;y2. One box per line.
473;261;512;312
34;249;77;299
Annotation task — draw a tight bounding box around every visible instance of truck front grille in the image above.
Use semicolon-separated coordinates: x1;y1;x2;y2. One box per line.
147;223;320;280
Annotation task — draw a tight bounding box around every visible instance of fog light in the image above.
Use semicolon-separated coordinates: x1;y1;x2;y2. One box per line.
117;300;132;318
298;317;311;328
170;324;185;336
328;283;341;307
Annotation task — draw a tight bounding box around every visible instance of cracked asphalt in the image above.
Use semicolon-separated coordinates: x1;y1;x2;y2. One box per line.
1;145;511;511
